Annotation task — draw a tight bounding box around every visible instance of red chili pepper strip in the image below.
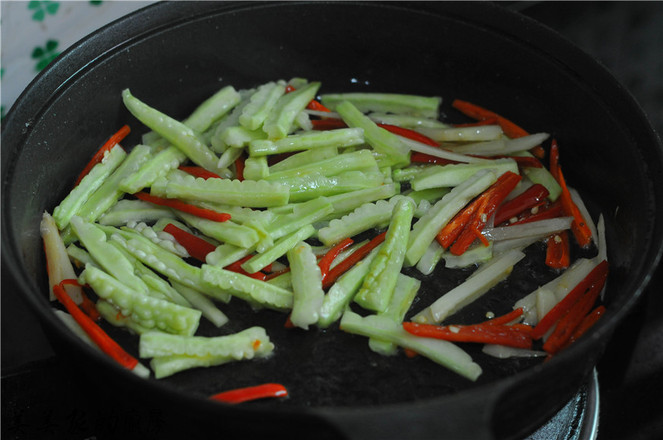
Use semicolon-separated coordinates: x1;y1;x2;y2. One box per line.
224;255;254;271
53;279;140;370
377;123;440;147
545;230;571;270
437;171;521;251
494;183;550;226
555;165;593;248
530;145;546;160
402;321;533;349
565;305;606;347
548;141;592;247
322;231;387;290
74;125;131;186
318;238;354;283
264;267;291;281
531;260;609;340
549;139;560;179
451;99;545;158
483;307;525;326
404;348;419;358
449;197;492;255
436;196;482;249
163;223;216;261
509;199;565;225
311;118;441;148
284;84;332;112
79;290;101;321
448;171;522;255
234;154;245;181
311;118;348;130
307;99;332;112
134;192;231;223
224;255;267;281
503;156;544;169
452;99;529;139
543;274;607;354
178;166;222;180
210;383;288;404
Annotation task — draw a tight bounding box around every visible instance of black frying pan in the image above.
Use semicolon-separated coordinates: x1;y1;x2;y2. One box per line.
2;2;662;439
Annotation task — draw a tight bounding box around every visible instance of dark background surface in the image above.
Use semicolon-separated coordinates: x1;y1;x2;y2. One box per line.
2;2;662;439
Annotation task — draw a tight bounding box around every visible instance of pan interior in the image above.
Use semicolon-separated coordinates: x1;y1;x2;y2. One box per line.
2;1;661;416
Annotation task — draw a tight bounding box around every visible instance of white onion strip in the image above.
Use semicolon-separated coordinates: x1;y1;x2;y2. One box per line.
445;132;550;156
482;217;573;242
397;135;489;164
482;344;547;359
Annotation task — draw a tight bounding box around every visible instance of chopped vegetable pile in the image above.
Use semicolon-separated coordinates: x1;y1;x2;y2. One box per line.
41;78;609;403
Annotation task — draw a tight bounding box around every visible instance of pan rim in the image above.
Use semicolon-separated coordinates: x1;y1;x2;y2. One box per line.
2;0;662;433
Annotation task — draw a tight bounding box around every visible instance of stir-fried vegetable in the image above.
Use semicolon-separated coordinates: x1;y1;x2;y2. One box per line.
42;78;609;395
210;383;288;404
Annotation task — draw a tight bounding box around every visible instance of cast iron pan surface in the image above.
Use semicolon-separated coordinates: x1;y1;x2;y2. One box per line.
2;2;662;439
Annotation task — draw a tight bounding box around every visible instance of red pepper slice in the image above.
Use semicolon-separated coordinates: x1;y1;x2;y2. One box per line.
545;230;571;270
307;99;332;112
451;99;545;158
311;118;440;148
402;321;533;349
53;279;140;371
548;141;593;248
493;183;550;226
284;84;331;112
311;118;348;130
318;238;354;283
79;289;101;321
264;267;291;281
549;139;560;180
163;223;216;261
509;199;565;225
531;260;608;340
224;255;267;281
565;305;606;348
377;123;439;147
74;125;130;186
322;231;387;290
442;171;522;255
555;165;593;248
483;307;525;326
134;192;231;223
543;273;606;354
435;196;482;249
448;196;493;255
234;154;245;181
210;383;288;404
178;166;222;180
452;99;529;139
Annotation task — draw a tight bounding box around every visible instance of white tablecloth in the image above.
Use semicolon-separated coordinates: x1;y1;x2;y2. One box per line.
1;0;156;120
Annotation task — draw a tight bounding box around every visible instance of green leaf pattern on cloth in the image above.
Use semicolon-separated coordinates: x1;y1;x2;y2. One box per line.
1;0;155;121
28;1;60;22
32;39;61;72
